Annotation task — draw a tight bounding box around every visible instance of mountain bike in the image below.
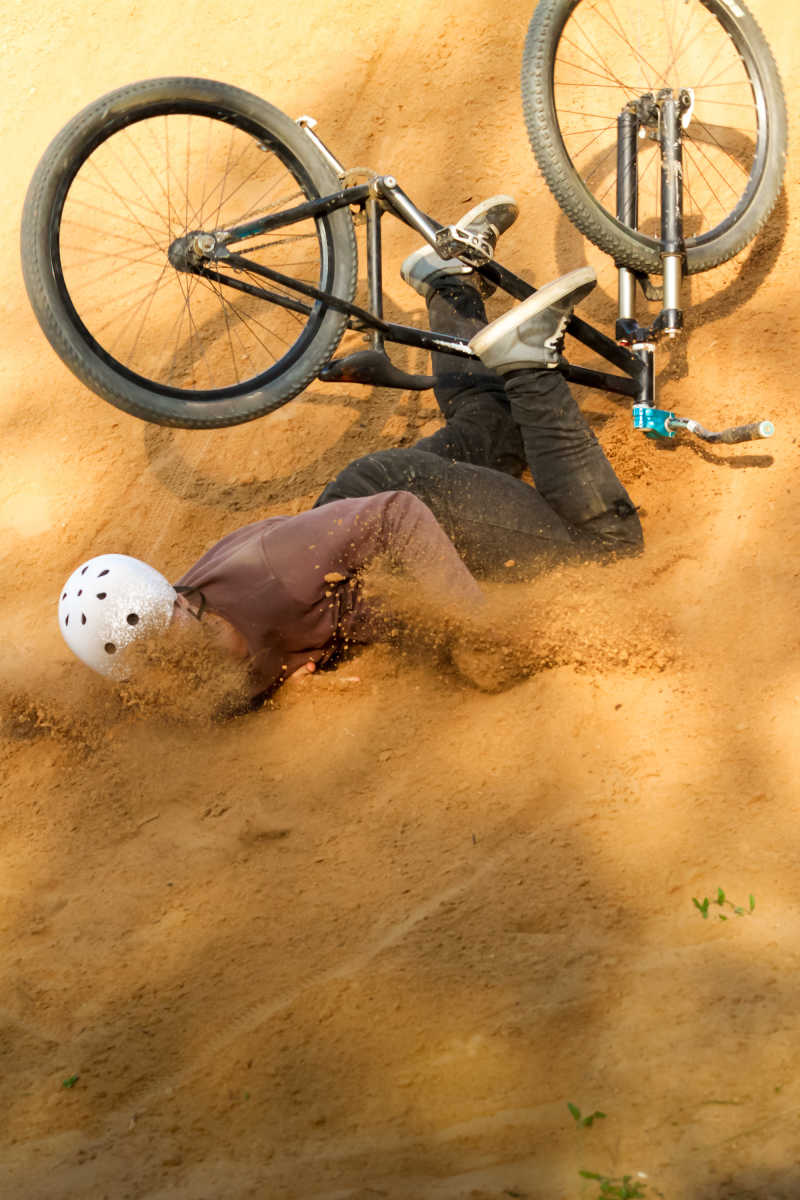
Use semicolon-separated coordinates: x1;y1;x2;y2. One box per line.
20;0;786;445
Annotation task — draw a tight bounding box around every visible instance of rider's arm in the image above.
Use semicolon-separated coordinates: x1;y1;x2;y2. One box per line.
264;491;484;614
177;492;484;701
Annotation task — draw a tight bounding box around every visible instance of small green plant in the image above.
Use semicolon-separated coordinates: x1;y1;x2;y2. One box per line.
692;887;756;921
579;1170;647;1198
568;1101;607;1128
61;1075;79;1089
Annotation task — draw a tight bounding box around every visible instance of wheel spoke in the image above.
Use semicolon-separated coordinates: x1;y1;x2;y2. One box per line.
590;1;670;94
58;105;327;395
557;36;633;94
545;0;767;247
194;272;296;358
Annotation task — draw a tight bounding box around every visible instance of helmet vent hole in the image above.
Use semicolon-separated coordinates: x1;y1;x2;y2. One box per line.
65;614;69;626
96;592;107;600
61;592;67;600
126;613;140;626
97;569;109;577
77;589;83;597
81;566;89;576
81;613;87;625
104;642;116;655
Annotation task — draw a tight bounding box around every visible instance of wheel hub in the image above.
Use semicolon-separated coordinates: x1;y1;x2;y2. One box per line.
167;231;221;272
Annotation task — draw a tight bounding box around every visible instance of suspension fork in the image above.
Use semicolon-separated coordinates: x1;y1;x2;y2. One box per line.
616;104;655;408
615;92;771;443
615;90;690;407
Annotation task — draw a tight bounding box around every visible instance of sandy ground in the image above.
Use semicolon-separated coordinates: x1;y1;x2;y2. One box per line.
2;1;800;1197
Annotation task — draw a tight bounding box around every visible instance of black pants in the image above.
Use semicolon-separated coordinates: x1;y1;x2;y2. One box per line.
315;282;643;578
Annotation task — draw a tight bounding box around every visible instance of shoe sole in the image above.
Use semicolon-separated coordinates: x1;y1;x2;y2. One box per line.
401;195;520;297
469;266;597;359
458;194;519;238
400;246;472;296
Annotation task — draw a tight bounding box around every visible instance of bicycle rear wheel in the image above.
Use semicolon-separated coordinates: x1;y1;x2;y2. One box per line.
522;0;787;275
21;77;357;428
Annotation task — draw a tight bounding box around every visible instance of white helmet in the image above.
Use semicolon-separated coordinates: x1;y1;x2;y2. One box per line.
58;554;176;677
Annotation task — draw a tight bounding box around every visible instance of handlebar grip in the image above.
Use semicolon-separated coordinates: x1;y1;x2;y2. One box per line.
718;420;775;444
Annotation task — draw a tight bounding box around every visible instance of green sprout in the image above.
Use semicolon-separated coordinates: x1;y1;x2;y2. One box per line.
579;1171;649;1198
568;1102;607;1128
692;888;755;921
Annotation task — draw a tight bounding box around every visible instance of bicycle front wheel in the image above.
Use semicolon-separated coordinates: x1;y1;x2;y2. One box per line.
21;78;358;428
522;0;787;275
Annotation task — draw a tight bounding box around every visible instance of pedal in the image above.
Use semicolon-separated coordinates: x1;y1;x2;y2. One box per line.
319;350;434;391
434;225;494;266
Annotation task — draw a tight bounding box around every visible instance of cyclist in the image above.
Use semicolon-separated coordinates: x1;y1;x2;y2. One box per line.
58;198;641;703
316;197;641;570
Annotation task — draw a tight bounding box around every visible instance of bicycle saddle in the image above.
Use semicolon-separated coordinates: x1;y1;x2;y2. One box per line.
318;349;434;391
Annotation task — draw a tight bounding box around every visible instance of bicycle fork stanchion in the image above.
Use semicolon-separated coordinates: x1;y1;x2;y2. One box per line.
365;193;385;352
658;91;687;336
616;107;639;327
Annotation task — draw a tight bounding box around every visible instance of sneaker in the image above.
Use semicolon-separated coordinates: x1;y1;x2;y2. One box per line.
400;195;519;299
468;267;597;372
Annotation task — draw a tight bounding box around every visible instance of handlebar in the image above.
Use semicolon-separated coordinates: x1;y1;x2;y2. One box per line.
667;417;774;444
632;404;775;445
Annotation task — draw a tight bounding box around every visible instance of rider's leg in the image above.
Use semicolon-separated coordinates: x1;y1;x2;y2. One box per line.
316;268;642;567
504;369;642;555
313;447;576;578
414;282;526;476
469;268;643;557
400;197;526;477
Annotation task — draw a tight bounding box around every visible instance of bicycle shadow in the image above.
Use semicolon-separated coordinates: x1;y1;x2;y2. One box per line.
657;184;788;388
652;438;774;469
141;317;436;511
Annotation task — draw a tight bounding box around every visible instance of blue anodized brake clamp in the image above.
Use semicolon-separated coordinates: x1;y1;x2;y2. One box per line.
632;403;675;439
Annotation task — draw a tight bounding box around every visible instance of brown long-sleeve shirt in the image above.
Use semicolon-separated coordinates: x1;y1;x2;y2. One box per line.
175;491;483;697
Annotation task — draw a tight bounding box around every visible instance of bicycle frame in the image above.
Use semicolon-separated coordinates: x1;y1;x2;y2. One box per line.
189;111;770;446
205;173;648;395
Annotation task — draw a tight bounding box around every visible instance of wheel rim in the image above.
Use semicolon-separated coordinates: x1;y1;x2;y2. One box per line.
546;0;770;255
52;103;334;400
